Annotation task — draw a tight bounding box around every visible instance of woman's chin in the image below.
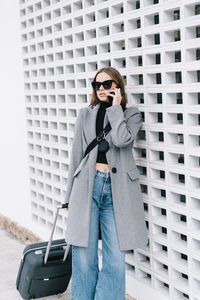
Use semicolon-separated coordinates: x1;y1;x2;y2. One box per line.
99;96;107;100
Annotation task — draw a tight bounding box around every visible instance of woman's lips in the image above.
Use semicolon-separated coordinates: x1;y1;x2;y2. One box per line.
99;93;106;96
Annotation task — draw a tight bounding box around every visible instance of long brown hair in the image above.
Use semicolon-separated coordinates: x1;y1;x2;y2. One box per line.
89;67;127;110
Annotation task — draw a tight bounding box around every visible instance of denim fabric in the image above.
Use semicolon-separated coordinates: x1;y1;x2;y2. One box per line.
71;169;126;300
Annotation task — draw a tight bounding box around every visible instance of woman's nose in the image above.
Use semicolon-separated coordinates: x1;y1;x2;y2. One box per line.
99;86;105;91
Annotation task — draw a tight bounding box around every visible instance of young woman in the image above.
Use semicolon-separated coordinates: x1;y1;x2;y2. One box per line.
64;67;148;300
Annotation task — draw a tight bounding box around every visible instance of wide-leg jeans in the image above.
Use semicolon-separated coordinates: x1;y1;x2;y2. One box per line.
71;169;126;300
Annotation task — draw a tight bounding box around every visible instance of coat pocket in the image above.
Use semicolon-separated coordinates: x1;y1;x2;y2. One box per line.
127;167;140;181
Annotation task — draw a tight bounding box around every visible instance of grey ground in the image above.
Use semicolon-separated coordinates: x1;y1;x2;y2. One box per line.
0;225;134;300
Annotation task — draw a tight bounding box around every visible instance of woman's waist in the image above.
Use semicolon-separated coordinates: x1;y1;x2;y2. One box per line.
95;162;110;172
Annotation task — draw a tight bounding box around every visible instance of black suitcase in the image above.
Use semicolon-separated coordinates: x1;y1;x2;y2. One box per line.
16;204;72;299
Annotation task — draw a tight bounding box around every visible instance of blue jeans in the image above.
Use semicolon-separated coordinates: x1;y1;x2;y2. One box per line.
71;169;126;300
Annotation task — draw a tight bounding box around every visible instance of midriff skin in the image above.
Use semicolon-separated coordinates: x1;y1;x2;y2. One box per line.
95;162;110;172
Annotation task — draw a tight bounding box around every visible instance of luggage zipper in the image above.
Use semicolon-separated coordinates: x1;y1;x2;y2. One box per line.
21;242;67;262
33;273;67;281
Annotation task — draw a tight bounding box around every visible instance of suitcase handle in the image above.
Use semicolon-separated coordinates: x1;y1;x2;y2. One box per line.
44;204;70;265
44;249;65;265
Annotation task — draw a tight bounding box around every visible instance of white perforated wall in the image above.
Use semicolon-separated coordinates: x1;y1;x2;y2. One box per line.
19;0;200;299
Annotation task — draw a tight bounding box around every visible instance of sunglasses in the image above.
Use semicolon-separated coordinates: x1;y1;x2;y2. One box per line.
91;80;117;91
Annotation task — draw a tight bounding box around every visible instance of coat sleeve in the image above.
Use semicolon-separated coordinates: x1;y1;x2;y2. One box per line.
63;108;84;204
106;104;143;148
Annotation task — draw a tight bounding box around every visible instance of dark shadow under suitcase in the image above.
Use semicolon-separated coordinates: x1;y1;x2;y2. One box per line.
16;204;72;299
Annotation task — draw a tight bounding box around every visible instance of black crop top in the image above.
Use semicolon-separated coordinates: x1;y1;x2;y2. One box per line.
96;100;112;164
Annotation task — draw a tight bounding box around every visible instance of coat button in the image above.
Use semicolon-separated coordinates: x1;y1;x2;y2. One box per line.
112;167;117;173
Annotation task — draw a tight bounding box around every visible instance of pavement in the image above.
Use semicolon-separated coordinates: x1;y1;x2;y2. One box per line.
0;225;70;300
0;225;134;300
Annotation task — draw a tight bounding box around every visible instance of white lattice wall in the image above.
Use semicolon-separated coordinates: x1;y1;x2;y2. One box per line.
19;0;200;299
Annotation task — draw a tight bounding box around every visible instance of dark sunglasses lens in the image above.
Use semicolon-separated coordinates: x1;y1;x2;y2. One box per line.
103;80;112;90
91;82;100;90
92;80;114;90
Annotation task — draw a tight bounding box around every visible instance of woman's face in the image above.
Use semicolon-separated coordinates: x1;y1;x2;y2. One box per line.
95;72;117;102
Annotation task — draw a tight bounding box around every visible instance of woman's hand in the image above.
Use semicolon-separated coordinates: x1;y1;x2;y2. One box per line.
107;87;122;106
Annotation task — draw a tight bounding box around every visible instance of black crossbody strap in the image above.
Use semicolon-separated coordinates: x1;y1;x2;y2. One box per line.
83;122;111;158
83;106;127;158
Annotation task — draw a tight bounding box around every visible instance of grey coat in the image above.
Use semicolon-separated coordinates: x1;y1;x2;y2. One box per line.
64;103;148;251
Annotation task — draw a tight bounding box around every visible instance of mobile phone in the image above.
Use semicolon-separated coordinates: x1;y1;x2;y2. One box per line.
107;84;125;103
